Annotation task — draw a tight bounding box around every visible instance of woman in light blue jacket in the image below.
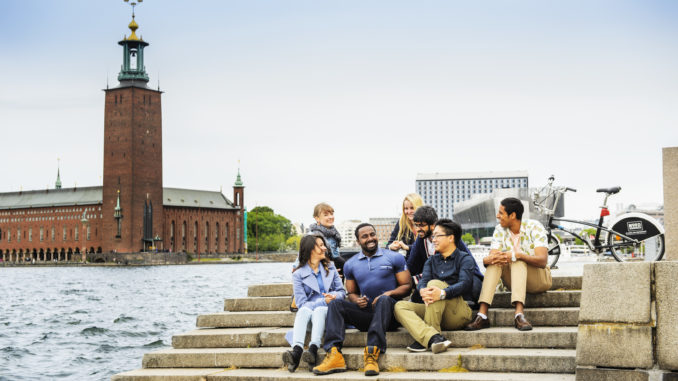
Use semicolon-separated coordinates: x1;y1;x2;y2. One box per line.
283;234;345;372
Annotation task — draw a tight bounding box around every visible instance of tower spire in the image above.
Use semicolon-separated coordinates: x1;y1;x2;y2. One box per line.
55;158;62;189
118;0;149;84
234;163;244;187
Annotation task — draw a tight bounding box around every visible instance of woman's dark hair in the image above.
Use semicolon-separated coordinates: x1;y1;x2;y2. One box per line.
297;234;331;275
434;218;462;247
501;197;524;220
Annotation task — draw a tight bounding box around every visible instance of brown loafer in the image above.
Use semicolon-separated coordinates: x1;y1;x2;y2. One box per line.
464;315;490;331
514;314;533;331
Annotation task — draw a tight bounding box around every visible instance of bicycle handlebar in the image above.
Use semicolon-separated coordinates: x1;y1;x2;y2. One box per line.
566;187;577;192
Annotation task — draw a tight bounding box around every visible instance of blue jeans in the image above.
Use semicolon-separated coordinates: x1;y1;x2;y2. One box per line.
292;306;328;348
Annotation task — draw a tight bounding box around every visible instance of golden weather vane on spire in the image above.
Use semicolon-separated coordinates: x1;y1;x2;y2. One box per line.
123;0;143;18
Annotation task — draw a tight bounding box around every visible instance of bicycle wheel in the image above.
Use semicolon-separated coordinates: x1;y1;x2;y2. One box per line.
547;233;561;269
607;217;665;262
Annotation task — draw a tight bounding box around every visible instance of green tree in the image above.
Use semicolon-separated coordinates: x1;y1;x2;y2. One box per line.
247;206;294;252
461;233;476;246
286;235;301;251
574;228;598;245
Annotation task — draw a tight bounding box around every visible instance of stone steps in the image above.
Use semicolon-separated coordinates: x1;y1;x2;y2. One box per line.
245;275;583;298
197;307;579;329
112;274;584;380
225;290;580;312
173;326;577;349
141;347;576;373
113;368;576;381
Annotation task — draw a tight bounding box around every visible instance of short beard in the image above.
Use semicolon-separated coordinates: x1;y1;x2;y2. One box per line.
362;241;378;255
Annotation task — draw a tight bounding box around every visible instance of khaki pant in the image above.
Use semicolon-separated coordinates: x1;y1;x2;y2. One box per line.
478;260;552;306
394;280;472;347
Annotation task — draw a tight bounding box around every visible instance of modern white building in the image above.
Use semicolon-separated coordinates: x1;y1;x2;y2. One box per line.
416;171;529;218
337;219;361;248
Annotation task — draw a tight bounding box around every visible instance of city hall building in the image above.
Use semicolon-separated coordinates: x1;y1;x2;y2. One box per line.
0;16;245;263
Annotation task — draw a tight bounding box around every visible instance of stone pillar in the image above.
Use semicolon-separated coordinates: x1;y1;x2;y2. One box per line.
664;147;678;261
576;262;678;380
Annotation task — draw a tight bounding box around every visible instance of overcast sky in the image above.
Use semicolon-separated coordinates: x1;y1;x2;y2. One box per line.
1;0;677;227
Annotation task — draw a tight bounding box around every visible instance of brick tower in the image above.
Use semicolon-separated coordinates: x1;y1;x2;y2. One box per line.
102;12;163;253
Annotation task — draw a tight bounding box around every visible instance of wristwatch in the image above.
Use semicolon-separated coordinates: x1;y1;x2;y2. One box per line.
511;251;517;262
440;289;446;300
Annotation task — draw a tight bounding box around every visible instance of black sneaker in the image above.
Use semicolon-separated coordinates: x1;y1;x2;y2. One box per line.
429;334;452;354
406;340;427;352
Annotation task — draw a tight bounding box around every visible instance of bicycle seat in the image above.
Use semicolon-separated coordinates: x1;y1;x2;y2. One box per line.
596;186;621;194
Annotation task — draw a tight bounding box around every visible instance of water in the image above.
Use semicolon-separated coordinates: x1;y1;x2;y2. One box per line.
0;263;291;381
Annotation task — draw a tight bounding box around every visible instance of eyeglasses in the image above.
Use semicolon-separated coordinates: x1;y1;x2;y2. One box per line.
431;234;451;240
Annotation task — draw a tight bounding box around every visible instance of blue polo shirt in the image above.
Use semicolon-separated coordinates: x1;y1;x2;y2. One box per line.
343;248;408;302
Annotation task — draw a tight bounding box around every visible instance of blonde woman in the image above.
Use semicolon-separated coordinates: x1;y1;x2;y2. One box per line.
387;193;423;259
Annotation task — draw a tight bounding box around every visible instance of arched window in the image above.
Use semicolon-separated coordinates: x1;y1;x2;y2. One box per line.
205;221;210;253
170;220;175;249
215;223;220;251
193;221;198;252
182;221;186;250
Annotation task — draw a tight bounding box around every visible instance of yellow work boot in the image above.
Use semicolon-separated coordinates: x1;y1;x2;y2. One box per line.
363;346;380;376
312;347;347;375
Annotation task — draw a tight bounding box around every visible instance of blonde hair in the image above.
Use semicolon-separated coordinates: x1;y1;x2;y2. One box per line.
397;193;423;241
313;202;334;218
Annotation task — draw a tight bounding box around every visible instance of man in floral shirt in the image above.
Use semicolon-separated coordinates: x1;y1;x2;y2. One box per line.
465;197;552;331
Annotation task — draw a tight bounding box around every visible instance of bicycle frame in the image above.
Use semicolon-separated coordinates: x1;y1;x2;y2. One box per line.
534;178;641;254
547;216;640;254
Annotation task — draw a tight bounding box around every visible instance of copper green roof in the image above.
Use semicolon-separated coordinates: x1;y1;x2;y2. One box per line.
0;187;236;210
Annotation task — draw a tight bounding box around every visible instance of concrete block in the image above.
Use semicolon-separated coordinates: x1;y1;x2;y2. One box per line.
196;311;295;328
247;283;293;297
493;290;580;308
576;323;653;369
225;296;289;312
111;368;230;381
576;367;649;381
664;147;678;261
489;307;579;327
578;263;651;323
172;328;267;348
656;261;678;370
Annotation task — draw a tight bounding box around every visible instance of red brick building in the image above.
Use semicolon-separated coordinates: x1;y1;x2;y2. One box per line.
0;16;244;262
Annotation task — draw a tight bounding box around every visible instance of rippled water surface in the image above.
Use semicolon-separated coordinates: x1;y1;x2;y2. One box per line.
0;263;291;381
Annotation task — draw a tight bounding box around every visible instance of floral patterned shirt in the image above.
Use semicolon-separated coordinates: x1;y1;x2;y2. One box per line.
490;219;548;256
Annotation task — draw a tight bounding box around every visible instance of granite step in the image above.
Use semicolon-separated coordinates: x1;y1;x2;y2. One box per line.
141;347;576;373
198;308;579;329
226;290;581;312
113;368;576;381
173;326;577;349
246;276;582;298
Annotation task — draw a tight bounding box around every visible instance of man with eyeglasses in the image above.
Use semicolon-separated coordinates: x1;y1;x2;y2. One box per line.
407;206;475;303
394;219;482;353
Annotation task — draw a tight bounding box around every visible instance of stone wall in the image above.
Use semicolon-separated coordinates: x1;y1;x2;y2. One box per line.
576;262;678;380
664;147;678;261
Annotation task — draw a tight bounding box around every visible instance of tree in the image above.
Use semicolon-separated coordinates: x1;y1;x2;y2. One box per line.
286;235;301;251
574;228;598;245
461;233;476;246
247;206;294;252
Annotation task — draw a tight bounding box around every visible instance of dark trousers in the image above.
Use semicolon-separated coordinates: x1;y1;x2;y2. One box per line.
323;296;400;353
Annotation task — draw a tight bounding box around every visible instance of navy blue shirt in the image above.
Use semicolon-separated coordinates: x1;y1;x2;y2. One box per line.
343;248;408;302
407;236;472;278
419;248;483;303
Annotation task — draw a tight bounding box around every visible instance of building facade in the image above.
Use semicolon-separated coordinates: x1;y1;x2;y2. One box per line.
368;217;398;246
0;15;244;263
416;171;529;218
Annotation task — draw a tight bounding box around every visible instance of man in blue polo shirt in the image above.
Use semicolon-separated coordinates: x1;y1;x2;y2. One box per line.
313;223;411;377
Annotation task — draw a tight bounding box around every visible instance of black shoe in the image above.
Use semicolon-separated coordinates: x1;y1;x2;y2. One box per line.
301;344;318;370
282;345;303;372
406;340;427;352
428;334;452;354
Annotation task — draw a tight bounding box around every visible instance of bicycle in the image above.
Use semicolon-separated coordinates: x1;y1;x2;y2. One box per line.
532;176;665;268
